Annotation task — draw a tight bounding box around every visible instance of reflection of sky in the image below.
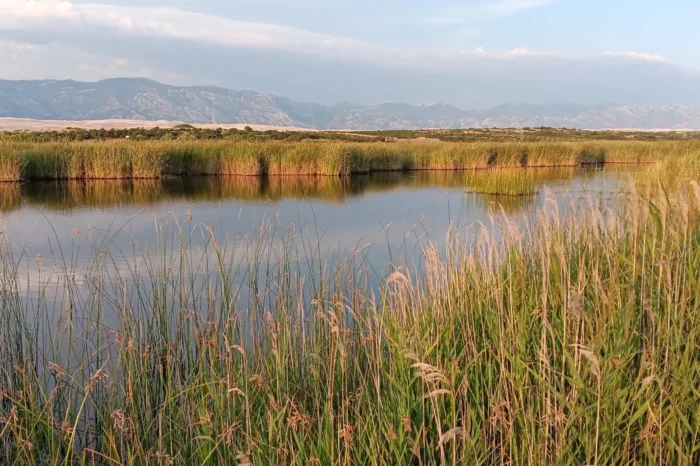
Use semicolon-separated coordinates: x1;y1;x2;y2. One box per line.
1;187;485;292
0;169;632;304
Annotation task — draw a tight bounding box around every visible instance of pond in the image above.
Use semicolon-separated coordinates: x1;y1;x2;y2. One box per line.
1;168;631;298
0;166;636;419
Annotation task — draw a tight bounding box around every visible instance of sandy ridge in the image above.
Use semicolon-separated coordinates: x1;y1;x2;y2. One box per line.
0;118;318;132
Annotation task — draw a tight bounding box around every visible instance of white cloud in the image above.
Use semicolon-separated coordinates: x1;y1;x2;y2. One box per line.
440;47;663;63
0;0;673;78
508;47;561;57
0;0;78;18
426;0;557;25
0;0;388;62
0;38;179;82
485;0;556;16
0;0;569;66
604;51;666;63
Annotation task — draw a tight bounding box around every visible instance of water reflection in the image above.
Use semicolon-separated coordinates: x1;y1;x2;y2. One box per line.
0;167;633;302
0;168;624;214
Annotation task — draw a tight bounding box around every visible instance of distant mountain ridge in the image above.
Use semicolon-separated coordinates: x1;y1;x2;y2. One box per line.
2;78;700;130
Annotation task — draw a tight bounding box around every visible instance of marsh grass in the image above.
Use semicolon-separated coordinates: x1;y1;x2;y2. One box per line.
1;163;699;464
0;140;695;182
462;165;602;197
0;149;24;182
219;143;269;176
635;152;700;191
463;169;540;196
574;146;607;166
22;147;76;180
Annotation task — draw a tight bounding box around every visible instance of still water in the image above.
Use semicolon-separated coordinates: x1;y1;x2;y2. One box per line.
0;167;637;364
0;168;630;299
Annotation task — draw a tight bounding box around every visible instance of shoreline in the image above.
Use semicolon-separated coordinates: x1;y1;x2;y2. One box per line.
0;139;682;183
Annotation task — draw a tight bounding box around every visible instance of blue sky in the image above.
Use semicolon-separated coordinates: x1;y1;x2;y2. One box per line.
1;0;699;106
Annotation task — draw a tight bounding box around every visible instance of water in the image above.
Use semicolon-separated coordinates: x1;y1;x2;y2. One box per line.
0;167;635;377
0;169;631;287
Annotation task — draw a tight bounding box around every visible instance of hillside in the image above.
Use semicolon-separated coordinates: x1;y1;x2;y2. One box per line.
2;78;700;130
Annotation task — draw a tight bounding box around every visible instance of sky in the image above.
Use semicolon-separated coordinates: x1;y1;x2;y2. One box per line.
1;0;699;108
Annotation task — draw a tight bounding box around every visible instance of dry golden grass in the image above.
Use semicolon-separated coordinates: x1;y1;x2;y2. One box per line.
0;139;694;181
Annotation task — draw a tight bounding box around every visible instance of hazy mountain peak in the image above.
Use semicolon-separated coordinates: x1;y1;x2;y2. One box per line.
1;78;700;130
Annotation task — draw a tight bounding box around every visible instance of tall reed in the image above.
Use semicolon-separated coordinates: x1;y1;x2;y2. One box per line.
0;168;699;464
0;140;695;181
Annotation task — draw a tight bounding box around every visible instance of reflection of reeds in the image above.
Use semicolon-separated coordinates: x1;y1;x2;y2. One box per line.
482;194;536;214
21;181;164;212
0;140;696;181
215;176;265;201
264;176;349;201
0;168;638;214
74;180;163;209
1;175;699;464
0;183;21;212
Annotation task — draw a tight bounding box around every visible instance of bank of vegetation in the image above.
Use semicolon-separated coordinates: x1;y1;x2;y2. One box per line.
0;140;695;182
351;127;700;142
3;126;700;143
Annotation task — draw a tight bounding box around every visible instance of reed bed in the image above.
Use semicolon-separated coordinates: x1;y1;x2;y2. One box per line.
461;166;608;197
463;169;540;196
0;140;695;182
0;166;699;464
219;143;269;176
635;152;700;191
0;150;23;183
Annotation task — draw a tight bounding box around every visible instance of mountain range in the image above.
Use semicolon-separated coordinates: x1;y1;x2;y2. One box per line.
2;78;700;130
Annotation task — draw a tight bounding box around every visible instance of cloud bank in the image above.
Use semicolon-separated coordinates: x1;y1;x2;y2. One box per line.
426;0;558;25
0;0;697;108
